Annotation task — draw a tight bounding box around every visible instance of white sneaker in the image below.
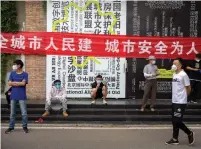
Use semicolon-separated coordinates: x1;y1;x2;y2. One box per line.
103;100;107;105
91;100;96;104
190;101;197;104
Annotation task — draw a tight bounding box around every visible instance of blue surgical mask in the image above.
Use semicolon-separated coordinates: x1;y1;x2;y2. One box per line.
55;84;61;89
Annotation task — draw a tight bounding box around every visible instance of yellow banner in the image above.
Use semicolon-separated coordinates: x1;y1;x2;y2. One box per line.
157;69;174;79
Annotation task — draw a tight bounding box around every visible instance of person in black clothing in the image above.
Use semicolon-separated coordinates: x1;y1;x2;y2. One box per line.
186;53;201;103
5;87;12;109
91;75;108;105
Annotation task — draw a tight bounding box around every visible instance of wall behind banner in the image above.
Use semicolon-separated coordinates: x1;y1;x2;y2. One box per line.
46;0;201;99
46;0;127;98
126;1;201;99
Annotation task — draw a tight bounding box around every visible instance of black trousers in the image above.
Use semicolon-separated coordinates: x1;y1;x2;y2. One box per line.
172;103;191;139
188;80;201;102
5;94;11;109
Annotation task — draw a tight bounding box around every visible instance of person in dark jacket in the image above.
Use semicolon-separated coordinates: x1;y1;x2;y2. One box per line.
5;87;12;109
186;53;201;103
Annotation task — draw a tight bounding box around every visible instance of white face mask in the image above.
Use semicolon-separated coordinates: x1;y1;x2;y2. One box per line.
195;59;200;62
12;65;17;71
152;60;156;65
171;64;177;71
96;80;101;84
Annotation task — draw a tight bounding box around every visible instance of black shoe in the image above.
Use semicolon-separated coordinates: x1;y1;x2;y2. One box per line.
5;128;14;134
23;127;29;133
165;138;179;145
188;132;195;145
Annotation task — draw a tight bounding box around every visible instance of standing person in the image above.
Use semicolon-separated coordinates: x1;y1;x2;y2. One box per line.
5;87;12;110
186;53;201;103
141;56;160;112
42;80;68;117
91;75;108;105
5;60;29;134
166;58;194;145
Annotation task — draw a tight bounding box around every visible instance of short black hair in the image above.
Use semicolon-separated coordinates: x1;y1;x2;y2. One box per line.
54;80;61;84
174;57;186;69
96;75;102;78
195;53;201;59
13;60;24;68
174;58;183;66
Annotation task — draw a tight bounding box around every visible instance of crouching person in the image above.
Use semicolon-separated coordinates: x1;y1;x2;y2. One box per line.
91;75;108;105
42;80;68;117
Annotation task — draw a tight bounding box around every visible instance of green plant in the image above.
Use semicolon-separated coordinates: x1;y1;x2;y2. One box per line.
42;1;47;13
1;1;19;93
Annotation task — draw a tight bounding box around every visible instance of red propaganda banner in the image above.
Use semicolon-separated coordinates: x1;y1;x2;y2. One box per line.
1;32;201;59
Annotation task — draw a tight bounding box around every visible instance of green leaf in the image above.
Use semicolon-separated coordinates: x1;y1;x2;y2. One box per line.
1;1;19;92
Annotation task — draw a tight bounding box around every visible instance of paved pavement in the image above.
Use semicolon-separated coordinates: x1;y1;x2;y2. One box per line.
1;127;201;149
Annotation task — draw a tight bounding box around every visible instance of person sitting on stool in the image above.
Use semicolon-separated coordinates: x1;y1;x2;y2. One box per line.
5;87;12;109
42;80;68;117
91;75;108;105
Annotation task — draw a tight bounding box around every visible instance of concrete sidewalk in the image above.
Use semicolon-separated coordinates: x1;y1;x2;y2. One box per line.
2;127;201;149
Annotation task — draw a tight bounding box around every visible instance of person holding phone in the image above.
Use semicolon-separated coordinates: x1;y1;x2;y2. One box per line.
91;75;107;105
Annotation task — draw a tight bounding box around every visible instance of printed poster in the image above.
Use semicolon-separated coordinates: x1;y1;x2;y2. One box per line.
46;0;127;98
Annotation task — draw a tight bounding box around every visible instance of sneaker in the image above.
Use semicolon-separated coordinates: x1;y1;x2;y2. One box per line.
150;108;155;112
190;101;197;104
103;100;107;105
91;100;96;104
63;111;68;117
23;127;29;133
42;111;49;117
165;138;179;145
188;132;195;145
5;128;14;134
140;108;145;112
35;118;44;123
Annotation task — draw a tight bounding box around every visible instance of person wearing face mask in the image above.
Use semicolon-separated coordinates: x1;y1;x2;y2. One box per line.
91;75;108;105
5;60;29;134
141;56;160;112
186;53;201;103
42;80;68;117
166;58;194;145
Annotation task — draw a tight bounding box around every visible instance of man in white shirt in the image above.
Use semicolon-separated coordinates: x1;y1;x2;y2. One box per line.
166;58;195;145
141;56;160;112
